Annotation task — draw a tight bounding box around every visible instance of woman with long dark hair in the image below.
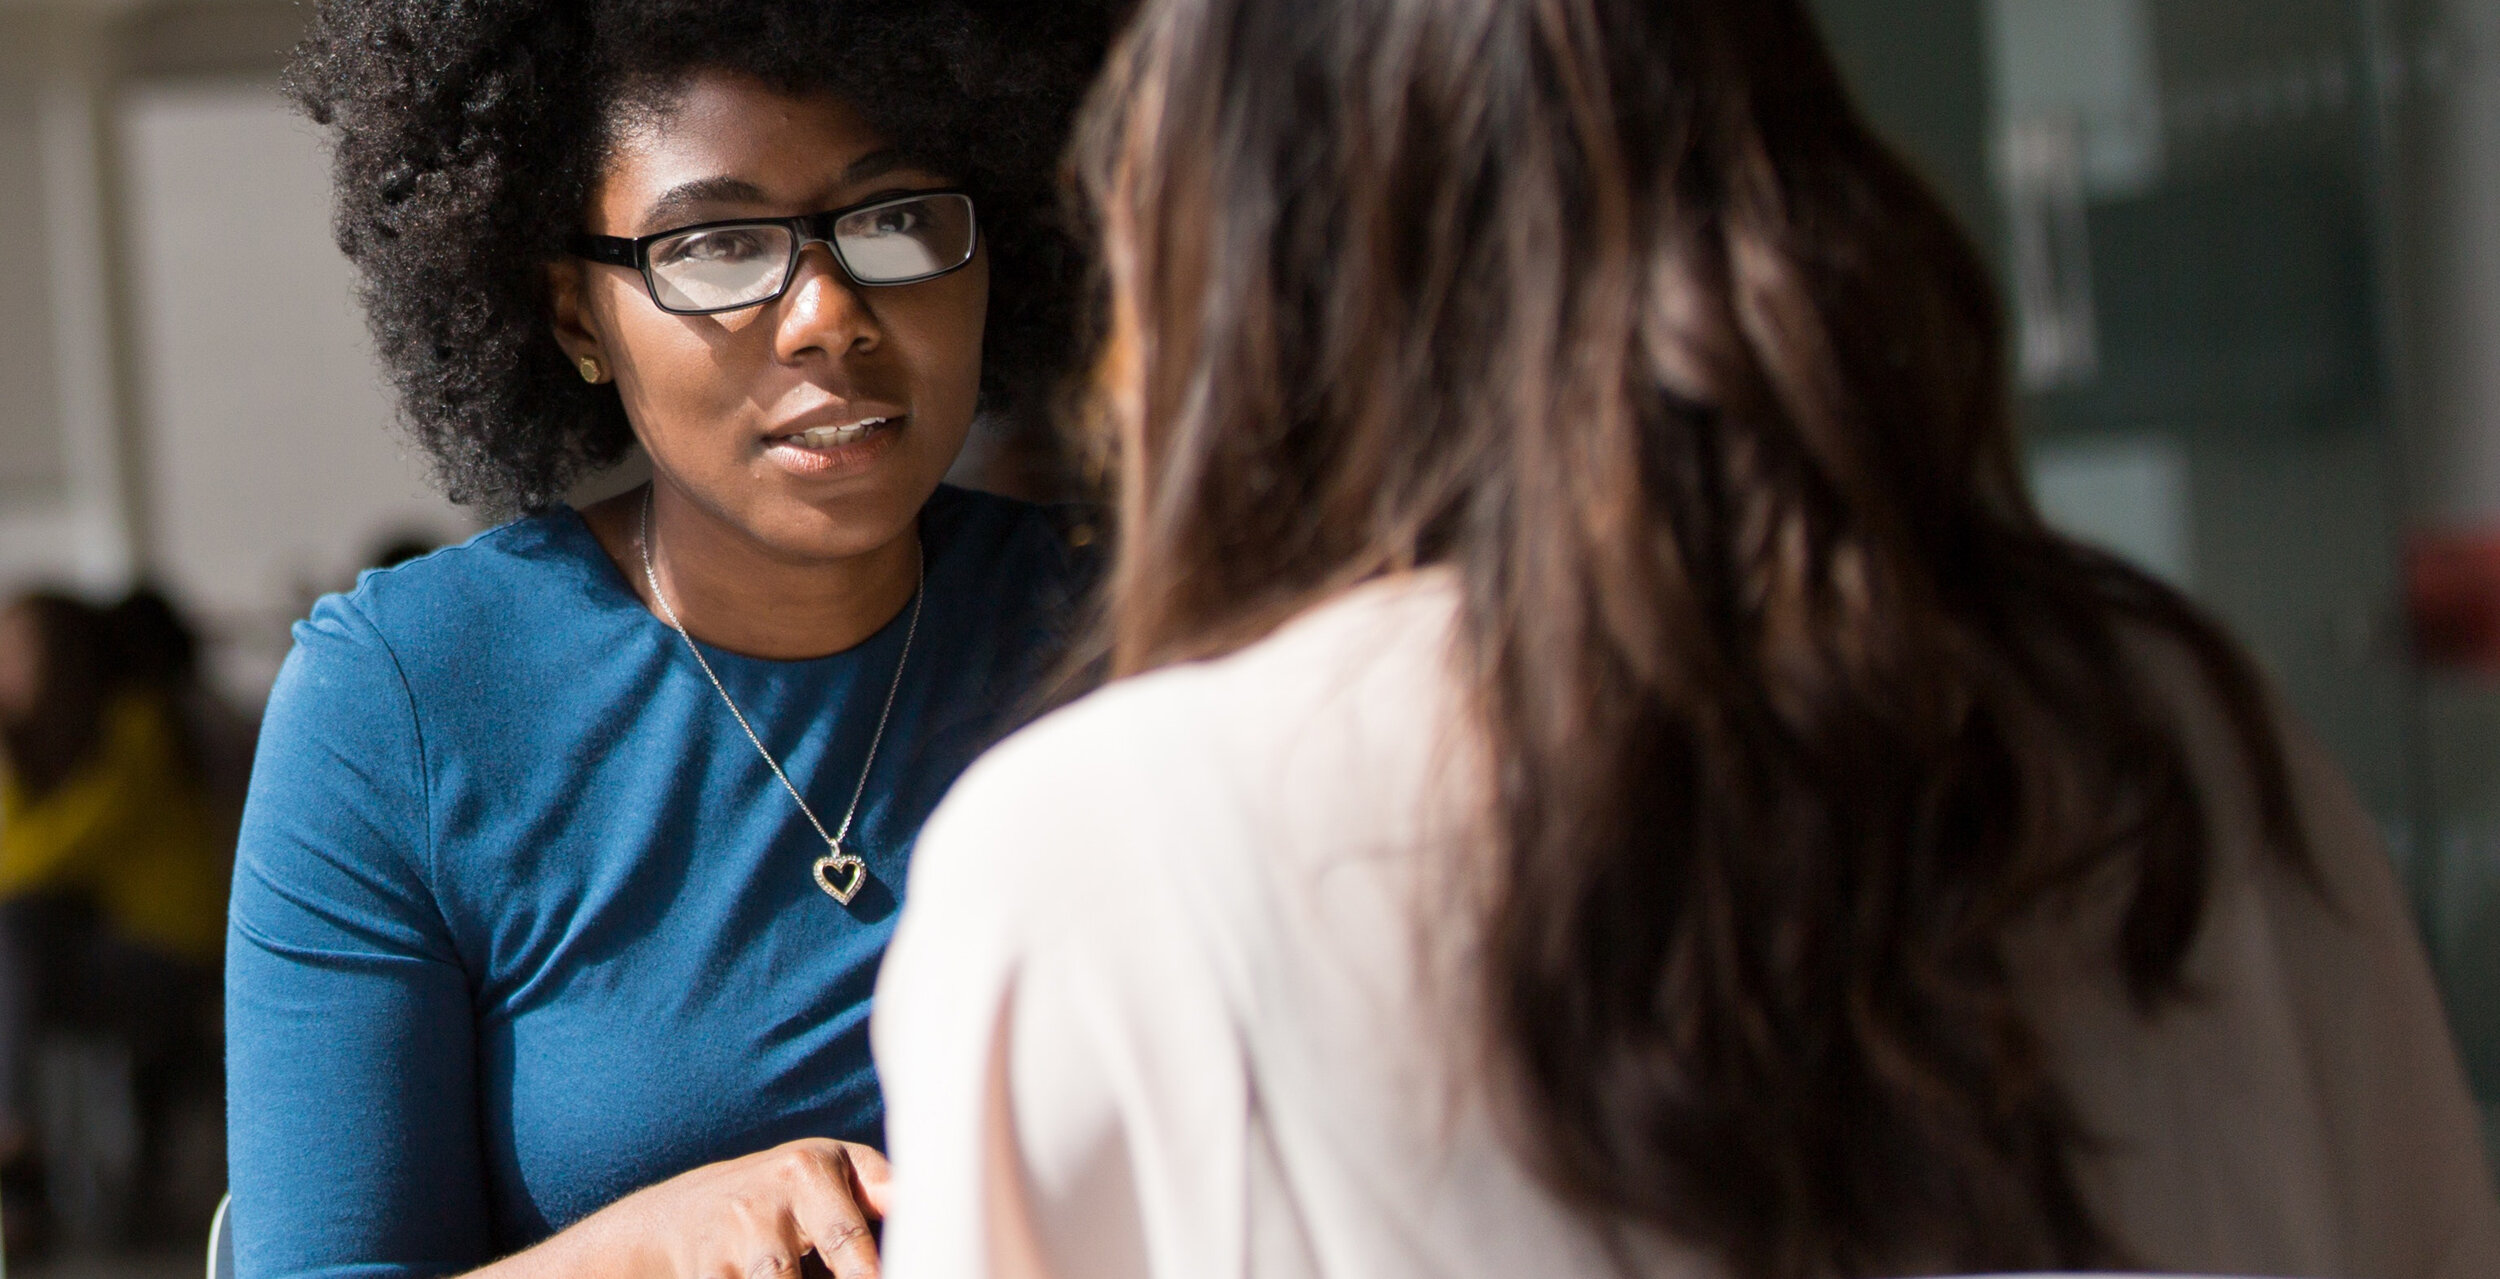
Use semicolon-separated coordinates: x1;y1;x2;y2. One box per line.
870;0;2500;1275
228;2;1107;1275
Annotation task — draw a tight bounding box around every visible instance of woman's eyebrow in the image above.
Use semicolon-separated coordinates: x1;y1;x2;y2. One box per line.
640;176;774;229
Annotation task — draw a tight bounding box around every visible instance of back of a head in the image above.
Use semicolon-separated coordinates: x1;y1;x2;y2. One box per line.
1080;0;2303;1274
0;592;117;802
106;586;201;693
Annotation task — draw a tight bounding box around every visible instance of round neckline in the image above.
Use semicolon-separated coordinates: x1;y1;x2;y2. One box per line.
546;502;928;671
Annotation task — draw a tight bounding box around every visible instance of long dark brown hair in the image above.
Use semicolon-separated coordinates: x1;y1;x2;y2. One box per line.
1075;0;2306;1275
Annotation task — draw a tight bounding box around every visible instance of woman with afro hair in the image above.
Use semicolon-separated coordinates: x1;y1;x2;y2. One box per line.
225;2;1111;1275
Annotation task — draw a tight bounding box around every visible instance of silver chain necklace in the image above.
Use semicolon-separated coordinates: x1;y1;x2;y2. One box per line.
639;486;924;906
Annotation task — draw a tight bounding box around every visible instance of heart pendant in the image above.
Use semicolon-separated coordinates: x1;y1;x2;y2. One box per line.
812;852;869;905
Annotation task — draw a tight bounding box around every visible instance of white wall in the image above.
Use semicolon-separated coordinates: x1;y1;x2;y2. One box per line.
0;27;63;496
0;11;136;594
118;80;472;696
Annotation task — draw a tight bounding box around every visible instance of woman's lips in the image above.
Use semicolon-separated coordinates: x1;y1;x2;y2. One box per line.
760;415;904;477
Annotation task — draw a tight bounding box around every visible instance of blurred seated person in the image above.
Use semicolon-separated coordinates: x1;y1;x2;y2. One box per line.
103;587;257;817
871;0;2500;1275
0;589;231;1191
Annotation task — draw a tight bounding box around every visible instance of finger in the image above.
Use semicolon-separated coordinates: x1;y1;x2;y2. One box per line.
786;1142;881;1279
841;1143;894;1219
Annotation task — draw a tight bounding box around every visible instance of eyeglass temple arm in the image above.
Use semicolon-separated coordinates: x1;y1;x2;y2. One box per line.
568;234;639;268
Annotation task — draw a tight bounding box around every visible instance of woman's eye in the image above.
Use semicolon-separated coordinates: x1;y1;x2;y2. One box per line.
659;229;772;264
867;207;924;236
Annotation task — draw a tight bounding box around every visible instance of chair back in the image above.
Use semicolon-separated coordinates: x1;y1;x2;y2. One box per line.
206;1191;234;1279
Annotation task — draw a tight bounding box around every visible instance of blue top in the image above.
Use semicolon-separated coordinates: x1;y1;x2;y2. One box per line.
225;485;1083;1279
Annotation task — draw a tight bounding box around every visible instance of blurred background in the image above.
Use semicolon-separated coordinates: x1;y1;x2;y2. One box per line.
1815;0;2500;1180
0;0;2496;1272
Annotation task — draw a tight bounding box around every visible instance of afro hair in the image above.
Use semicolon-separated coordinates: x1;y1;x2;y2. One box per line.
287;0;1115;514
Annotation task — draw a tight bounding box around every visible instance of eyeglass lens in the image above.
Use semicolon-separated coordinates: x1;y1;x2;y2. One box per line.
648;225;796;312
832;195;974;283
643;194;976;313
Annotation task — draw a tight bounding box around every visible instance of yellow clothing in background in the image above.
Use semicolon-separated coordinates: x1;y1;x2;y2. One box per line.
0;693;232;963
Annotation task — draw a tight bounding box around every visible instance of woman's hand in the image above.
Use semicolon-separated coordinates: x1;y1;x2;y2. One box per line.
476;1138;892;1279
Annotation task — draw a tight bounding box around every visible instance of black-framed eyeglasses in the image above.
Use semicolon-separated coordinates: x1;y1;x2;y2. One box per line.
569;190;979;316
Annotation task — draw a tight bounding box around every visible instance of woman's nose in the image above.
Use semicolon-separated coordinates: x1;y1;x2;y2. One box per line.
773;241;880;361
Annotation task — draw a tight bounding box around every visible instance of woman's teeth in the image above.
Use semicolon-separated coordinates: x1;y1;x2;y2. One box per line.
790;417;890;448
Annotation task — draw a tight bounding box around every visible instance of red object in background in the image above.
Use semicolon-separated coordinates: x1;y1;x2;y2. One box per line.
2407;530;2500;671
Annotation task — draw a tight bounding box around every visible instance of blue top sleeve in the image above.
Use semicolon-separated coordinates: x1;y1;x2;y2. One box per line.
226;597;495;1278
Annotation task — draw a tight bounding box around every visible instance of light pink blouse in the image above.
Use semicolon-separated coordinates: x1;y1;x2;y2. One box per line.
874;572;2500;1279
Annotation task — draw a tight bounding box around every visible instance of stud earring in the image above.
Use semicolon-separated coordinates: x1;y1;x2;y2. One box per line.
578;356;604;384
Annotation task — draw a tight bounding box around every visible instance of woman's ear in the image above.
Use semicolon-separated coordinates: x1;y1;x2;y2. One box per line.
547;259;609;376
